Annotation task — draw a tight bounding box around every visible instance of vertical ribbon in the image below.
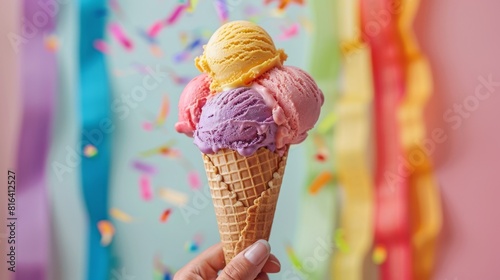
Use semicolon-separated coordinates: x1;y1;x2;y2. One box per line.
332;0;375;279
360;0;412;279
0;1;22;279
16;0;58;278
294;0;339;278
78;0;112;279
397;0;442;279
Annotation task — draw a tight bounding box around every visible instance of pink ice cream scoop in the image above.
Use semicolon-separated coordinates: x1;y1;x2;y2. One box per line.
253;66;324;148
175;74;212;137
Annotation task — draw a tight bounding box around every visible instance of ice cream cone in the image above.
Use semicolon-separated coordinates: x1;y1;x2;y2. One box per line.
202;147;288;263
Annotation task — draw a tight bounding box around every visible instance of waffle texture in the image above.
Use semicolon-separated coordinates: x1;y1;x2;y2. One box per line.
203;147;288;263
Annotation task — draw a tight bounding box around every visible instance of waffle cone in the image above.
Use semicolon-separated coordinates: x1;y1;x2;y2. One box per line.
202;147;288;263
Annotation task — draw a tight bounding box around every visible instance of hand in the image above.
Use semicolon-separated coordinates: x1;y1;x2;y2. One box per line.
174;240;281;280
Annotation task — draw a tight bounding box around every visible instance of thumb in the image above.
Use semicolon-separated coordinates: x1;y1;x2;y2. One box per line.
218;240;271;280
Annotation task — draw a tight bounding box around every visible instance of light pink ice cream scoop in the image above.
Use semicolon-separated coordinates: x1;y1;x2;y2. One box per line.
253;66;324;148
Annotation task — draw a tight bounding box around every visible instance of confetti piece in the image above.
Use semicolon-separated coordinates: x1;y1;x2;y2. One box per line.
166;4;188;25
317;111;337;134
132;160;157;175
160;208;173;223
110;208;134;223
173;51;191;63
150;45;163;57
109;23;133;51
214;0;229;23
156;95;170;126
299;16;313;34
187;0;199;12
285;244;302;270
312;134;329;162
265;0;305;11
278;23;299;41
148;21;164;38
308;171;333;194
154;256;174;280
140;175;153;201
138;28;158;45
83;144;98;158
334;229;350;253
372;245;387;265
187;171;202;190
179;32;188;46
44;34;59;52
97;220;115;246
157;188;189;206
142;122;154;131
94;39;110;54
140;142;178;157
185;241;200;252
109;0;124;17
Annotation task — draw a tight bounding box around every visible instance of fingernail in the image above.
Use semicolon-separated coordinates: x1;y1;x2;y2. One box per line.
270;259;281;268
244;240;270;265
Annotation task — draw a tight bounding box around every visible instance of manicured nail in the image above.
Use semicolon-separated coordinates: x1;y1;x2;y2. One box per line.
244;240;270;265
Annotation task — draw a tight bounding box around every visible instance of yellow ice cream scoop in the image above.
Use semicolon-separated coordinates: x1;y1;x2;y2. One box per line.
195;20;287;92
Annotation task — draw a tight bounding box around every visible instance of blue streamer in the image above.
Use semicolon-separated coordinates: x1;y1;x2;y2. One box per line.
78;0;112;279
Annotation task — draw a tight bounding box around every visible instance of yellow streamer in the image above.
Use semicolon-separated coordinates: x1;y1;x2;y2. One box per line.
332;0;374;279
397;0;442;279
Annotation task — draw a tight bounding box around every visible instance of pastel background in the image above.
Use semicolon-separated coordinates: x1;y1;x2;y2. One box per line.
1;0;499;279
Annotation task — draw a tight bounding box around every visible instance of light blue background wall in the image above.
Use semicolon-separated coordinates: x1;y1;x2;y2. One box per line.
49;0;312;279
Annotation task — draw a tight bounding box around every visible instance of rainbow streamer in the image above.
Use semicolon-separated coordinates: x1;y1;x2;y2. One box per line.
361;0;411;279
397;0;442;279
332;0;375;278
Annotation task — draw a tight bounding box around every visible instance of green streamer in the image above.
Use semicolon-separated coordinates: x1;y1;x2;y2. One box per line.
293;0;341;279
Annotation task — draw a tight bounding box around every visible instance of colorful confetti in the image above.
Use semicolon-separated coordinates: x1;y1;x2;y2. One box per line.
148;3;188;37
160;208;173;223
97;220;115;246
157;188;189;207
109;23;133;51
317;111;337;134
83;144;98;158
334;229;350;253
372;245;387;265
285;244;302;270
184;232;204;252
142;122;154;131
186;0;199;12
308;171;333;194
44;34;59;52
132;160;157;174
299;16;313;34
140;174;153;201
140;142;179;158
154;256;174;280
278;23;300;41
93;39;110;54
150;45;163;57
109;0;124;18
264;0;305;11
214;0;229;23
110;208;134;223
187;171;202;190
185;240;200;252
312;134;329;162
156;95;170;126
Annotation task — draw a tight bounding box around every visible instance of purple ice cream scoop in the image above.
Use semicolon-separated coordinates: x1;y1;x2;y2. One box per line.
193;87;278;156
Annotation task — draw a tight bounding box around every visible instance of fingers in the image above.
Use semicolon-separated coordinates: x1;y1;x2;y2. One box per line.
262;254;281;273
255;272;270;280
217;240;271;280
174;243;225;279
